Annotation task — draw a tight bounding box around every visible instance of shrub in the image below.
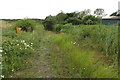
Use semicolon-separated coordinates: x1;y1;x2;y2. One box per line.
2;37;35;77
55;23;73;33
83;15;100;25
43;16;56;31
66;17;82;25
15;19;35;32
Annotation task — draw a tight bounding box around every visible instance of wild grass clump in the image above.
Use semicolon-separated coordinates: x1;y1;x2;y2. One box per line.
50;34;118;78
55;25;118;56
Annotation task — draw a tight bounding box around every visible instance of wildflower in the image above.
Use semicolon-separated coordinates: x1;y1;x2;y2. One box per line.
11;69;14;72
0;50;3;53
23;40;25;43
17;44;19;46
31;43;33;45
0;62;1;64
1;75;4;78
26;45;30;47
24;43;27;46
73;42;76;44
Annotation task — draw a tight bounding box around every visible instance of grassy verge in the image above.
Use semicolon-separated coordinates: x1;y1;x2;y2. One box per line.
48;33;118;78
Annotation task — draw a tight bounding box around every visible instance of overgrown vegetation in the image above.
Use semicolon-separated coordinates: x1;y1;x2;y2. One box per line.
14;19;36;32
1;16;118;78
43;10;100;31
48;34;118;78
2;22;45;77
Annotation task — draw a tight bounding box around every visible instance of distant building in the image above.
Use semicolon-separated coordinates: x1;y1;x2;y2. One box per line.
102;16;120;25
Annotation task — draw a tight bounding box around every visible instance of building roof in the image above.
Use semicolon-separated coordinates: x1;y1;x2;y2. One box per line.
102;16;120;19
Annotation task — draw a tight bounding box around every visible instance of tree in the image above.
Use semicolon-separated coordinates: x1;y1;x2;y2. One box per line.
83;15;100;25
56;12;67;24
94;8;106;18
43;15;56;31
79;9;91;19
67;17;82;25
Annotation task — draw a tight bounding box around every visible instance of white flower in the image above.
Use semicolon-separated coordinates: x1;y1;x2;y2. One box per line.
0;50;3;53
0;62;1;64
17;44;19;46
31;43;33;45
1;75;4;78
21;40;25;43
24;43;27;46
27;45;30;47
12;69;14;72
73;42;76;44
23;40;25;43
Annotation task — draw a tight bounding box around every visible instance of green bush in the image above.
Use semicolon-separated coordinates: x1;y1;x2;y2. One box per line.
2;37;35;77
66;17;82;25
83;15;100;25
43;16;56;31
55;23;74;33
15;19;35;32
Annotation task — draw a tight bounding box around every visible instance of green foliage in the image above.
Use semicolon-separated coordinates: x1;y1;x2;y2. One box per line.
15;19;36;32
2;27;18;38
55;23;73;33
2;37;35;76
67;17;82;25
43;15;56;31
2;24;45;77
56;12;67;24
83;15;100;25
49;34;118;78
56;25;118;56
94;8;106;18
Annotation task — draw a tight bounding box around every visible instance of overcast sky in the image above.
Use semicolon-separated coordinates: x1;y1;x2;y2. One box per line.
0;0;119;19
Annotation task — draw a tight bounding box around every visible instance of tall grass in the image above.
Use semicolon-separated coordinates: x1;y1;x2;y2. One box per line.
49;33;118;78
55;24;118;56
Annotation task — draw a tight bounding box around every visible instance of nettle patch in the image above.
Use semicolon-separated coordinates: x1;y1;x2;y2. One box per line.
2;38;35;76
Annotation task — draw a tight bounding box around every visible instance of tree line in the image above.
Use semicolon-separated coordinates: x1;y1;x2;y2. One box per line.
43;8;106;31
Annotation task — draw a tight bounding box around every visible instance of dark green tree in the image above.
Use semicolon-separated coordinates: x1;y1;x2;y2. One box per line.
83;15;100;25
67;17;82;25
56;12;67;24
43;15;56;31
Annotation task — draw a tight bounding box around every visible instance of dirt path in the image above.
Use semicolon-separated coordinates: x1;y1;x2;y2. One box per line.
11;32;57;78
